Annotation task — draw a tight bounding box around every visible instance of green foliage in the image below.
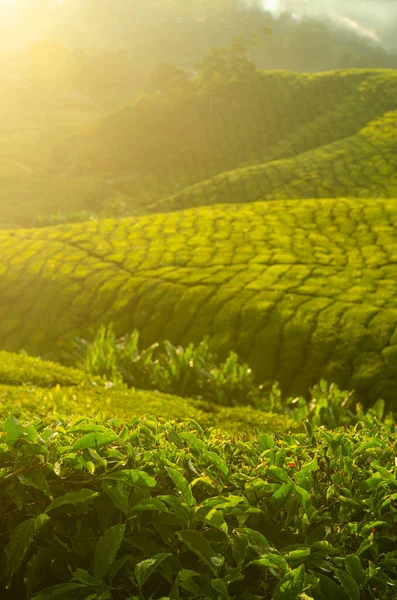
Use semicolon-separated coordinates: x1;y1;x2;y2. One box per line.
1;414;397;598
67;326;262;408
70;326;159;389
60;327;394;429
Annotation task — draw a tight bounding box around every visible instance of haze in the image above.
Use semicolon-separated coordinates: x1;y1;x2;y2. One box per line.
268;0;397;50
1;0;397;53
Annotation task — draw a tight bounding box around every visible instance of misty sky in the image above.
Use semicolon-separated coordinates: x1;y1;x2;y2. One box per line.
1;0;397;52
264;0;397;48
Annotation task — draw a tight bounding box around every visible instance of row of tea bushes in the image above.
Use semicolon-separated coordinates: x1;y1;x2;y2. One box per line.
1;413;396;599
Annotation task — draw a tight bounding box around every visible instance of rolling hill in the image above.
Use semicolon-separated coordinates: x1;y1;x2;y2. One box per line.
52;69;397;215
2;69;397;228
1;197;397;407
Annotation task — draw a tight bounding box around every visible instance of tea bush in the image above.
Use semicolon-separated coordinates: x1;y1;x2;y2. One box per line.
0;381;302;438
0;351;86;388
59;70;397;206
1;413;397;599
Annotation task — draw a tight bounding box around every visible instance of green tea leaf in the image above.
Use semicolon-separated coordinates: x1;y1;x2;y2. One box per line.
361;521;388;535
94;524;126;580
46;489;99;512
72;431;118;450
206;451;229;478
345;555;365;586
283;547;311;563
267;466;291;483
317;573;349;599
178;530;218;573
134;553;171;588
248;554;289;576
202;508;228;535
335;569;361;600
311;541;340;556
103;469;157;488
4;415;24;446
130;498;168;512
167;468;195;506
273;564;307;599
211;577;230;598
31;583;84;599
258;434;275;450
6;517;36;586
102;480;130;515
179;432;206;452
18;469;53;499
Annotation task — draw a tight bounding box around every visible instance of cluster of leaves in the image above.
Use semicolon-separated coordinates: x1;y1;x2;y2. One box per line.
65;326;386;430
1;413;397;599
66;326;262;409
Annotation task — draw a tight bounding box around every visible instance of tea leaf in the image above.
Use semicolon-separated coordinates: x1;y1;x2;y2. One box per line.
45;489;99;512
167;468;195;506
6;518;36;587
134;553;172;588
94;524;126;580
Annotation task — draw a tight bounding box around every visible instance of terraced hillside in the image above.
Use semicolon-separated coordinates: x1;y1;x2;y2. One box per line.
2;197;397;406
54;70;397;215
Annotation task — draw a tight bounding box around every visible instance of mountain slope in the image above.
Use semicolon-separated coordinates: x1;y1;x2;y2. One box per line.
53;69;397;213
1;198;397;406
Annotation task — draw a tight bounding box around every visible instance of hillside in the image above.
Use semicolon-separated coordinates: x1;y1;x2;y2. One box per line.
1;197;397;406
2;69;397;228
52;70;397;215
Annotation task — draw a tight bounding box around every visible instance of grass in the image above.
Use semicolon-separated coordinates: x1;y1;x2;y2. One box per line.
1;198;397;407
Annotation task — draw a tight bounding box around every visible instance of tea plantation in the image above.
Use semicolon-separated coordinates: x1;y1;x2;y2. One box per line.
54;70;397;216
2;198;397;407
3;65;397;599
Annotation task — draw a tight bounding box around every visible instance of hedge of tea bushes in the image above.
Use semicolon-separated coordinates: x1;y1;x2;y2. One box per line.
61;69;397;182
1;413;397;599
154;107;397;214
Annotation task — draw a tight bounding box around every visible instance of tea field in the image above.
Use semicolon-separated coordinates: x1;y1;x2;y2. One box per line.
53;70;397;216
2;64;397;599
2;198;397;407
3;70;397;228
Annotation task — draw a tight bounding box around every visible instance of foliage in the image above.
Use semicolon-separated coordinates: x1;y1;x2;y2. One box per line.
67;326;263;408
1;413;397;598
61;326;392;430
